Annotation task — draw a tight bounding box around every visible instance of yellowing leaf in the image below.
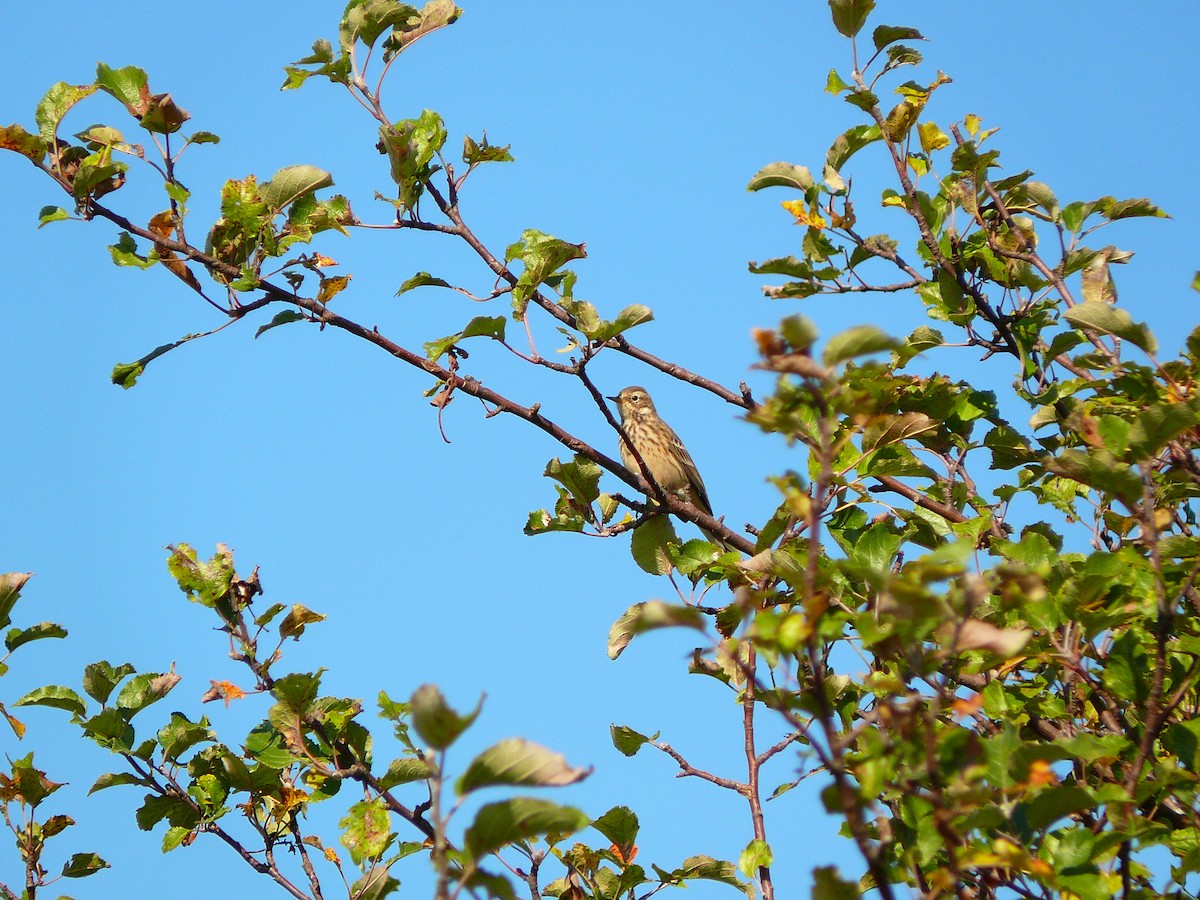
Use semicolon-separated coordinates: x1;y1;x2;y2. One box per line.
918;122;950;153
780;199;826;229
147;210;176;239
202;680;247;708
279;604;326;639
951;693;982;718
830;205;856;229
1026;759;1058;787
316;274;351;304
950;618;1032;658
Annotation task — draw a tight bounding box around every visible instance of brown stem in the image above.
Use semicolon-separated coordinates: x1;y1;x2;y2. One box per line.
742;647;775;900
870;474;1006;543
84;200;755;552
649;741;747;793
291;823;326;900
423;182;752;408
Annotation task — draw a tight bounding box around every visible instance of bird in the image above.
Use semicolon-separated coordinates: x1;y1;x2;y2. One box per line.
607;385;722;545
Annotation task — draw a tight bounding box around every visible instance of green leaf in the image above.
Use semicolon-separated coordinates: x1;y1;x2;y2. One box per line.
457;738;590;794
162;824;191;853
821;324;898;366
37;205;70;227
338;798;392;865
35;82;98;144
253;603;287;627
1023;784;1096;830
108;232;154;269
464;798;589;859
94;63;149;115
167;543;235;609
1049;827;1097;871
82;661;136;705
350;867;400;900
255;310;306;339
410;683;481;750
379;110;447;212
136;793;201;832
81;708;135;752
4;622;67;652
378;0;461;59
811;865;860;899
1101;630;1148;702
589;304;654;342
826;124;882;174
89;772;149;794
463;133;514;165
630;515;678;576
1163;720;1200;772
1043;449;1142;505
261;164;334;211
746;162;814;193
340;0;420;52
245;723;302;768
116;671;181;715
1062;301;1157;354
396;272;452;295
738;839;773;878
593;806;639;859
544;455;602;507
270;671;322;714
186;131;220;146
157;712;215;761
670;538;721;577
610;724;656;757
461;315;507;341
1098;196;1168;221
61;852;109;878
14;685;87;717
1125;400;1200;461
424;315;506;359
504;229;586;316
523;502;588;536
607;600;706;661
828;0;876;37
377;756;432;790
1011;180;1060;220
825;69;850;94
669;856;753;897
872;25;924;50
111;335;196;388
282;39;352;90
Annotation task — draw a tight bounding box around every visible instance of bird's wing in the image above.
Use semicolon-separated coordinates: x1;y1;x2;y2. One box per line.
664;424;713;515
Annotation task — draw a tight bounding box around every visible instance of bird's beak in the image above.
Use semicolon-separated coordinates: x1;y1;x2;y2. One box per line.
605;394;618;402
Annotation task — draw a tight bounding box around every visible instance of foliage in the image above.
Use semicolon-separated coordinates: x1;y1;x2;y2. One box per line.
0;574;109;899
4;0;1200;898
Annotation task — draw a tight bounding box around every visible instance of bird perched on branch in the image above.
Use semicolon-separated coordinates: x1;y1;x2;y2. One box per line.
607;385;723;546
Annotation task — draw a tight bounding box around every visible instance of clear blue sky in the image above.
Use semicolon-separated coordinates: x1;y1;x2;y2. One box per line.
2;2;1198;897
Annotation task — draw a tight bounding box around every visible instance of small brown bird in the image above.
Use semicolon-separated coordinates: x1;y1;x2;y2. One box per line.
607;386;719;540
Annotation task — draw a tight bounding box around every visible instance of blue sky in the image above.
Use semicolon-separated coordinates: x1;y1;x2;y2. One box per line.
2;2;1199;897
